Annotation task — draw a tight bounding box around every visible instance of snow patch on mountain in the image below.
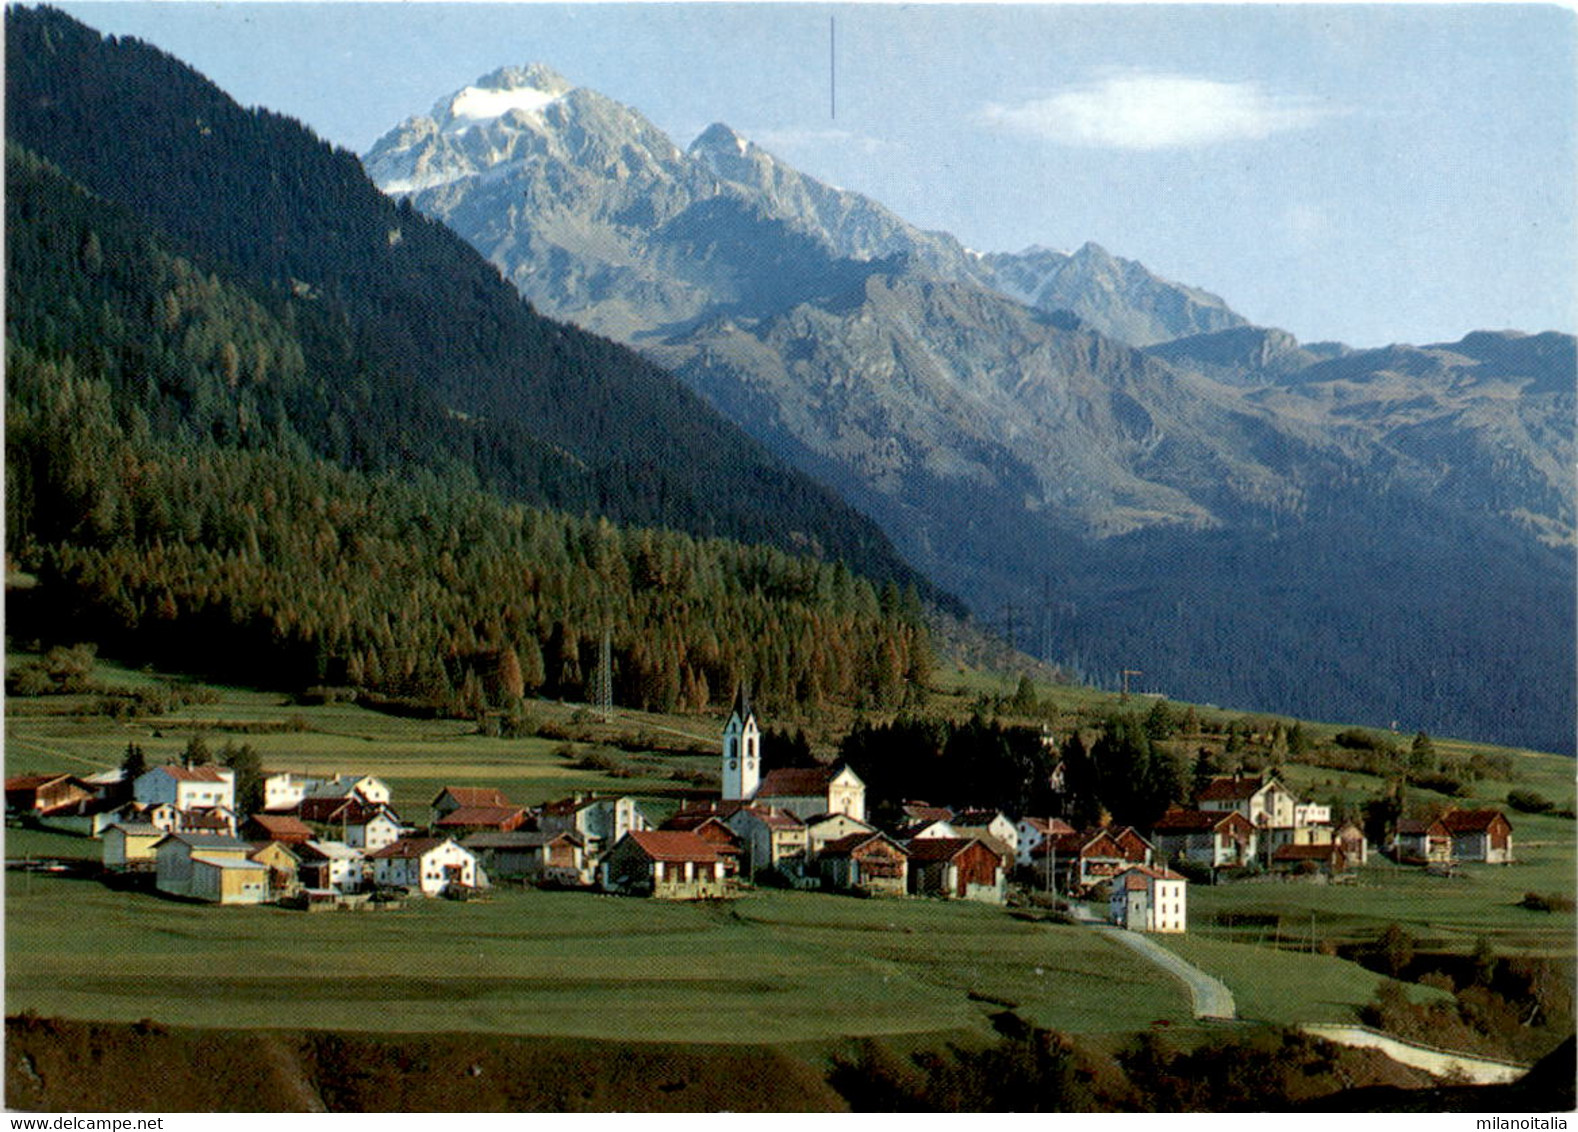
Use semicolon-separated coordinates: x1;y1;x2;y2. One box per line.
446;84;565;125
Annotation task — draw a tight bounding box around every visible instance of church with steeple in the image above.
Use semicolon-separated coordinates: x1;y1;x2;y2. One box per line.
720;685;762;802
719;686;865;822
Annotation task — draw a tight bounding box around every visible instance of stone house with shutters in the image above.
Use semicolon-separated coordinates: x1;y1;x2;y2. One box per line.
904;837;1006;903
1109;865;1187;933
599;830;733;900
818;832;909;896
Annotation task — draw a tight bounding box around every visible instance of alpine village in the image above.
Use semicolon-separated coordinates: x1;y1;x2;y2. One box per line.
4;4;1575;1116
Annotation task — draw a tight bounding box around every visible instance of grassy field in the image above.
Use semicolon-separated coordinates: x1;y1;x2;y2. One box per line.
5;651;1573;1051
6;876;1192;1041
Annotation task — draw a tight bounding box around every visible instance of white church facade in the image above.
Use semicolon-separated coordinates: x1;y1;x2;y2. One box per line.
719;688;865;823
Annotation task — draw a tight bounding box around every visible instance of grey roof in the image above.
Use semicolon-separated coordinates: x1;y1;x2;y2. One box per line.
189;854;268;871
159;832;248;850
299;839;364;860
462;830;584;850
106;822;162;836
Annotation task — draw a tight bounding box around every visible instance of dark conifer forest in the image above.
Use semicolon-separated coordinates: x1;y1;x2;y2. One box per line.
4;7;939;714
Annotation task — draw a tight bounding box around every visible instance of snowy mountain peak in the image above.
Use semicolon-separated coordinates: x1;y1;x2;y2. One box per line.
437;64;573;128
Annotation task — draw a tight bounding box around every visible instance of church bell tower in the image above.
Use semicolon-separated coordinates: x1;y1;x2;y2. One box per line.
721;684;761;801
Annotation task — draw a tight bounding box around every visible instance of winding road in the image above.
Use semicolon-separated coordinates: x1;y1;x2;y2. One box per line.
1068;902;1237;1021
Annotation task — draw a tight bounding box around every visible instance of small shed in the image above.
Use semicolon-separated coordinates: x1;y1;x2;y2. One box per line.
904;837;1005;903
818;832;909;896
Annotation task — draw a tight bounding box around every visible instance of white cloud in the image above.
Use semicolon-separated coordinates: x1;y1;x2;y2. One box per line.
984;71;1334;150
749;126;897;157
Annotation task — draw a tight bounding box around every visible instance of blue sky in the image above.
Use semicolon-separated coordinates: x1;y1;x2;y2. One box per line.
56;2;1578;348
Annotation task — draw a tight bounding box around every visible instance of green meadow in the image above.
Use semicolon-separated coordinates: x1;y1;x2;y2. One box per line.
5;652;1574;1046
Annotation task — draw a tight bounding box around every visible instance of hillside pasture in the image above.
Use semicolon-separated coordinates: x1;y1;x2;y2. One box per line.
6;876;1192;1042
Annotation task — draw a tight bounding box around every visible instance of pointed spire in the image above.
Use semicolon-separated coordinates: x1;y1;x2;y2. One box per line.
731;681;754;723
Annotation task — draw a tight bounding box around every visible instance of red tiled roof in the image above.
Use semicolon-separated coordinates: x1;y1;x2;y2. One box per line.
620;830;726;863
1153;808;1246;834
154;765;229;783
5;773;74;792
904;836;987;863
1119;863;1187;884
734;805;804;830
1196;775;1265;802
366;837;452;860
820;832;902;858
1440;809;1509;833
434;786;512;809
540;794;621;817
756;767;836;798
435;805;525;828
1021;817;1075;836
902;802;954;822
248;813;312;836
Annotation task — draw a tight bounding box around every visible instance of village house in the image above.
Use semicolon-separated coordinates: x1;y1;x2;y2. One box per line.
294;840;366;893
1293;802;1335;845
818;832;909;896
1272;841;1351;876
1151;807;1258;869
247;840;303;899
724;804;807;879
188;854;270;905
1393;817;1453;864
262;772;320;813
112;800;182;835
343;805;405;852
134;764;235;812
5;773;94;818
659;810;743;876
892;815;957;842
1015;816;1076;868
804;811;877;861
29;793;129;838
153;831;254;898
1334;819;1368;866
180;805;238;837
462;830;590;885
1033;826;1154;894
434;804;529;836
950;809;1018;860
1441;809;1514;864
539;794;649;860
102;821;163;871
243;812;315;845
599;830;732;900
905;836;1006;903
1109;865;1188;933
1197;773;1299;848
430;785;514;826
366;837;477;896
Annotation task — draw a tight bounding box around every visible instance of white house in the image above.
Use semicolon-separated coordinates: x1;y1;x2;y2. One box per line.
1198;774;1299;848
539;795;649;859
724;804;808;879
262;772;321;812
295;840;366;893
134;765;235;812
343;806;404;852
1109;865;1188;933
366;837;477;896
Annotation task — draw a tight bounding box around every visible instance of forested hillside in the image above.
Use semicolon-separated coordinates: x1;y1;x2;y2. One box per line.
2;9;937;716
3;6;937;602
